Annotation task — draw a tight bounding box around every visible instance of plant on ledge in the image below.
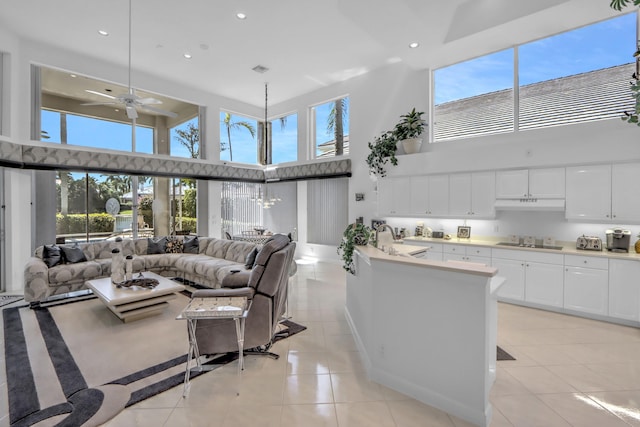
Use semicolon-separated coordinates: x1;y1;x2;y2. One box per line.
337;223;372;274
610;0;640;125
366;130;398;178
366;108;427;178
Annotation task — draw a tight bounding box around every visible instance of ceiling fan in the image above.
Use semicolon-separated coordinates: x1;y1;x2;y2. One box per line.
82;0;177;120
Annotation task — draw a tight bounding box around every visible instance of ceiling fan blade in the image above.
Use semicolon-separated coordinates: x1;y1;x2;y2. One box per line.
85;90;117;100
140;104;178;118
125;104;138;119
138;97;163;105
81;102;118;106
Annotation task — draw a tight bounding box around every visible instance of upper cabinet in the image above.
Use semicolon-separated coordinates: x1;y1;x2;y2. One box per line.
566;163;640;222
496;168;565;199
378;175;449;217
449;171;495;218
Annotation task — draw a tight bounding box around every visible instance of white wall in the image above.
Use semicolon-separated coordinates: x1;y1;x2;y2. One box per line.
4;169;32;292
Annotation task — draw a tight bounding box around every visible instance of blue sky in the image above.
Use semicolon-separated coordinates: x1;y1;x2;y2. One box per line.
434;13;636;104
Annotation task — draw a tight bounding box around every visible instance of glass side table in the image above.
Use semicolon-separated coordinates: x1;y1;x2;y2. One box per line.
177;296;251;397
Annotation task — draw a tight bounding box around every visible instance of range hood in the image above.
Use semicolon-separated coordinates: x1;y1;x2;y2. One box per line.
494;198;565;211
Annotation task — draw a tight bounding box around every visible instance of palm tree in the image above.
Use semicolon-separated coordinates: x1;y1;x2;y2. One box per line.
327;98;348;156
174;122;199;158
222;113;256;161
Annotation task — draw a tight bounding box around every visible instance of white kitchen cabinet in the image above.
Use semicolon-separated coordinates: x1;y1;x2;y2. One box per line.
443;244;491;265
609;259;640;322
496;168;565;199
611;162;640;223
449;172;495;218
492;249;564;307
410;175;449;216
564;255;609;316
492;258;526;301
377;176;411;216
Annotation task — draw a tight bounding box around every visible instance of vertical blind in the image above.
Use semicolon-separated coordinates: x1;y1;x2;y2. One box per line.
307;178;348;245
221;182;263;236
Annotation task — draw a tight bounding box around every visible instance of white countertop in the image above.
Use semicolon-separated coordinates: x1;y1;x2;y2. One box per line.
403;236;640;261
355;244;498;277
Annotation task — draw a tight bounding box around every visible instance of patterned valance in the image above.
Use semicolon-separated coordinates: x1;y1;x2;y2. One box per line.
0;140;351;182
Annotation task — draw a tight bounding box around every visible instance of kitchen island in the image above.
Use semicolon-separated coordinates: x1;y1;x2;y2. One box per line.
346;244;503;427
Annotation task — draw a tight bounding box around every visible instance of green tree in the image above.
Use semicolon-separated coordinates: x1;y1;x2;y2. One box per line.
610;0;640;10
327;98;348;156
174;122;200;158
183;188;197;218
222;113;256;161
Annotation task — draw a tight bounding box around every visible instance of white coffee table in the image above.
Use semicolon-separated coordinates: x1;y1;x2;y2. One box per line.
86;271;185;322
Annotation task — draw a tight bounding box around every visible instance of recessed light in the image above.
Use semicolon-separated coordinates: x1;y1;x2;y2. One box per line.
183;53;192;59
409;42;419;49
236;12;247;20
70;74;77;78
98;30;109;36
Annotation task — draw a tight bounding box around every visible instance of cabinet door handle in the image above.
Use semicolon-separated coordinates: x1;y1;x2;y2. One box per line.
584;260;588;264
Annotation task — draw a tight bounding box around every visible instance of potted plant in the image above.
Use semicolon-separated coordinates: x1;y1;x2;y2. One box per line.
366;130;398;178
337;223;372;274
393;108;427;154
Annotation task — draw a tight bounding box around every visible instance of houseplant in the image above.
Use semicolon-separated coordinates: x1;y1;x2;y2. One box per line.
366;130;398;178
337;223;372;274
366;108;428;178
393;108;427;154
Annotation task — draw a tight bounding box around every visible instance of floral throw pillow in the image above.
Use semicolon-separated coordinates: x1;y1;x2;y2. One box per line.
165;236;183;254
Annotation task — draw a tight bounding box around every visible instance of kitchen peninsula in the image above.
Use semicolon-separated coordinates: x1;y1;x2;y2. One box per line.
345;244;504;427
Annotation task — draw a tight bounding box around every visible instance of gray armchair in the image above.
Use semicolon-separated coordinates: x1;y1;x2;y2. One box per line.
190;233;295;359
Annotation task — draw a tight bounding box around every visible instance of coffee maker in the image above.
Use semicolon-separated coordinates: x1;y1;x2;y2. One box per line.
606;228;631;253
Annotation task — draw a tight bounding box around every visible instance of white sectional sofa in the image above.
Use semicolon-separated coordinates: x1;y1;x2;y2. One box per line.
23;236;258;306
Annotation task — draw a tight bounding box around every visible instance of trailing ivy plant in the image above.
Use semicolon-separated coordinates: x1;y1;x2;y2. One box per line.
366;130;398;178
610;0;640;10
610;0;640;125
337;223;372;274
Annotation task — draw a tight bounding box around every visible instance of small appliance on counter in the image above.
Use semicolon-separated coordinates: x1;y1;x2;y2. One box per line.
432;230;444;238
606;228;631;253
576;235;602;251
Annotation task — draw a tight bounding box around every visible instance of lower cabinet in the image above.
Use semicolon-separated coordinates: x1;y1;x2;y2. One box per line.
492;249;564;307
564;255;609;316
443;244;491;265
609;259;640;322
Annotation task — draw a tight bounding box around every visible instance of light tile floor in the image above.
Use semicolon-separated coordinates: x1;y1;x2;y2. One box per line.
2;260;640;426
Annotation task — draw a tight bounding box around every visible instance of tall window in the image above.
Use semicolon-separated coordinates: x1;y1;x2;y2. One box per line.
270;113;298;164
519;13;636;130
312;97;349;158
433;13;637;141
170;116;200;158
41;110;153;153
434;49;514;141
220;111;258;164
37;66;201;157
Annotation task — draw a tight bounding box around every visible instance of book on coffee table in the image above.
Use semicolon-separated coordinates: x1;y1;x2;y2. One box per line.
181;296;248;318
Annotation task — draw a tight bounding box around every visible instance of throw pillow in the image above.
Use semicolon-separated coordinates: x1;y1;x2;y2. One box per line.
165;236;183;254
60;245;87;264
147;237;168;254
245;247;259;269
42;244;63;268
183;235;199;254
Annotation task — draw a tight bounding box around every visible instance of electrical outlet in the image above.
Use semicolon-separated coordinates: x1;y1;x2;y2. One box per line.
379;344;385;358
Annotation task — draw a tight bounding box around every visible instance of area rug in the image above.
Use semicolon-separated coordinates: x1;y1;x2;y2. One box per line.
0;295;23;309
3;293;305;427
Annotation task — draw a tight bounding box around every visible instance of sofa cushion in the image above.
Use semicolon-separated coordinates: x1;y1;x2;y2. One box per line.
245;247;259;269
147;237;168;254
165;236;183;253
225;240;257;264
48;260;102;285
43;245;63;268
183;236;199;254
204;239;233;259
139;253;182;270
60;245;87;264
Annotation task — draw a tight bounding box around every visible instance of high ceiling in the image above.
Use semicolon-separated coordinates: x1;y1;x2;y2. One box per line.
0;0;623;107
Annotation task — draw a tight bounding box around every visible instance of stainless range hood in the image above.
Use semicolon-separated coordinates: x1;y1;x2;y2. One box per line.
494;198;565;211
